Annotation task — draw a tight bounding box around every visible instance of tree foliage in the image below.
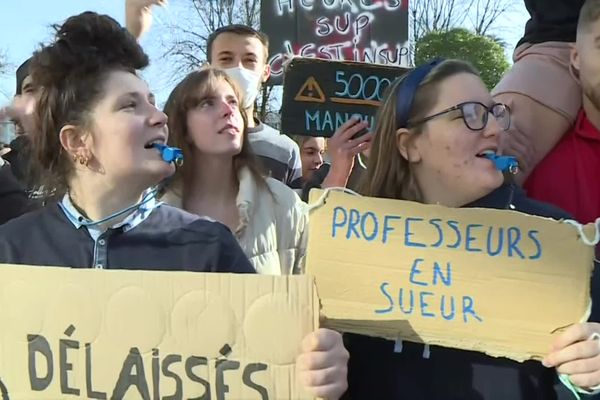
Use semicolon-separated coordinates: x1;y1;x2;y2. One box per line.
415;28;510;89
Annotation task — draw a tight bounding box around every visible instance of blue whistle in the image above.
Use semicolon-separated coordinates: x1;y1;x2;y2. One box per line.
483;153;519;174
152;143;183;166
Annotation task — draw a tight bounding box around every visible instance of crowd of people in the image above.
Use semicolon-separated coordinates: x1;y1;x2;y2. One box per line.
0;0;599;399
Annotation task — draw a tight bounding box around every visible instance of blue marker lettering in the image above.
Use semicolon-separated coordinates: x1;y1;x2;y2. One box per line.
446;220;462;249
346;209;361;239
305;110;321;132
405;217;426;247
382;215;401;244
528;230;542;260
440;295;455;320
420;291;435;318
465;224;483;252
462;296;483;323
399;288;414;315
409;258;428;286
361;212;379;242
507;227;525;259
332;207;348;238
322;110;333;131
375;282;393;314
429;218;444;247
432;262;452;287
486;226;504;256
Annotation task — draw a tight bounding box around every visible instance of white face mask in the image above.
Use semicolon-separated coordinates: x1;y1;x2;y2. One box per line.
224;67;262;109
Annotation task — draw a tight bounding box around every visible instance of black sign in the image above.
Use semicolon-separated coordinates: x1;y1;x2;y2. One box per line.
260;0;410;85
281;57;409;137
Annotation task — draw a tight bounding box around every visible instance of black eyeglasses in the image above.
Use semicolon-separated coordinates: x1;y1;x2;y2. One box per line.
407;102;511;132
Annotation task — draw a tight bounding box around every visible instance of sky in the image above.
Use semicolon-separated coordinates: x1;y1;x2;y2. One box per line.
0;0;531;105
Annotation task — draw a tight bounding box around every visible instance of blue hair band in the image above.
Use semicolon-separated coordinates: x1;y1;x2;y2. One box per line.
395;59;444;129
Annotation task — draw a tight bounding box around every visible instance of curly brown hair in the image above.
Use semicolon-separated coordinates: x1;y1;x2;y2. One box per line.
29;11;149;196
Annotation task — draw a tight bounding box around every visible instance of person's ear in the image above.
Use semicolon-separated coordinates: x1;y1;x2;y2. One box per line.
570;43;580;72
262;63;271;83
59;125;92;165
396;128;421;163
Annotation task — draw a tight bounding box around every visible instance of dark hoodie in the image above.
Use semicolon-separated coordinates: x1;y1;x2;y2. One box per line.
0;164;31;225
342;183;600;400
519;0;585;46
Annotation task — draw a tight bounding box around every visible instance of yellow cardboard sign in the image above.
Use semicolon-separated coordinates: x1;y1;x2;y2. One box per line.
0;265;318;399
306;190;595;361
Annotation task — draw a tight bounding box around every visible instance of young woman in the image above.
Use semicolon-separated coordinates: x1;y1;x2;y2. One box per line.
0;13;349;399
343;59;600;400
161;68;308;275
0;12;250;273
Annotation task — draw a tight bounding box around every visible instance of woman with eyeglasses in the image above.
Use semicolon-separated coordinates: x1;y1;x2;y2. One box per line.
342;59;600;400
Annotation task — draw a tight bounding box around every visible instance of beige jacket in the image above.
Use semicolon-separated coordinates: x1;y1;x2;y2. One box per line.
162;167;309;275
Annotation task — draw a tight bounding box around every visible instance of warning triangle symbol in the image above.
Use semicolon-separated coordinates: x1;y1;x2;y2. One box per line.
294;76;326;103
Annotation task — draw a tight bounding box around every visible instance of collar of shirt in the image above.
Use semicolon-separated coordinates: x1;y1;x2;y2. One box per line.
58;191;162;241
575;110;600;141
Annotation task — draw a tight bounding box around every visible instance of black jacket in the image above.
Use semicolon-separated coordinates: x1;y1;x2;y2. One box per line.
0;202;255;274
519;0;585;46
343;184;598;400
0;164;32;225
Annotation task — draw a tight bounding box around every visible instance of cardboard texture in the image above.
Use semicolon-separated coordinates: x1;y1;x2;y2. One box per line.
0;265;318;400
306;189;595;362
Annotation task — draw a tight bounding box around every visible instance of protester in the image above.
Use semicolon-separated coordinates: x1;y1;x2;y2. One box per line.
2;58;41;193
126;1;304;187
0;14;349;399
523;0;600;224
0;156;31;224
0;11;254;275
295;135;326;183
342;59;600;400
299;119;372;201
493;0;585;182
161;67;308;275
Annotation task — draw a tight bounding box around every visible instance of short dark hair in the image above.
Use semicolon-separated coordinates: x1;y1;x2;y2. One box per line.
15;58;32;95
578;0;600;34
30;11;149;196
206;24;269;63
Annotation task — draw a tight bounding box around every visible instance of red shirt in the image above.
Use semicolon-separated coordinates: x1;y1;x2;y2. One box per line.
524;110;600;223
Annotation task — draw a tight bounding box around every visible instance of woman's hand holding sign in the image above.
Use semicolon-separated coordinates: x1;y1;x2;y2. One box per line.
543;322;600;392
297;328;349;399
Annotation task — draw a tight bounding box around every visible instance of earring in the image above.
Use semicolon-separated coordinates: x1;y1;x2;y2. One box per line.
72;154;89;166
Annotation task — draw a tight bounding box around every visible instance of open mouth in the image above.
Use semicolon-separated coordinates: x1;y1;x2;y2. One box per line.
144;138;166;149
476;149;497;158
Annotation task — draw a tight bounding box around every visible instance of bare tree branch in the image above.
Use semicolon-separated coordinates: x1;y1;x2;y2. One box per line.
410;0;515;40
160;0;276;116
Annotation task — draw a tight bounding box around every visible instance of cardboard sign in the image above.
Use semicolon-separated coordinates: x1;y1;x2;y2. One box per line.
306;190;595;362
260;0;410;85
281;58;408;137
0;265;318;399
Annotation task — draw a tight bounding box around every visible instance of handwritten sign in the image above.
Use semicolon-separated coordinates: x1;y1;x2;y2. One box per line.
306;190;595;361
260;0;410;85
281;58;407;137
0;265;318;399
